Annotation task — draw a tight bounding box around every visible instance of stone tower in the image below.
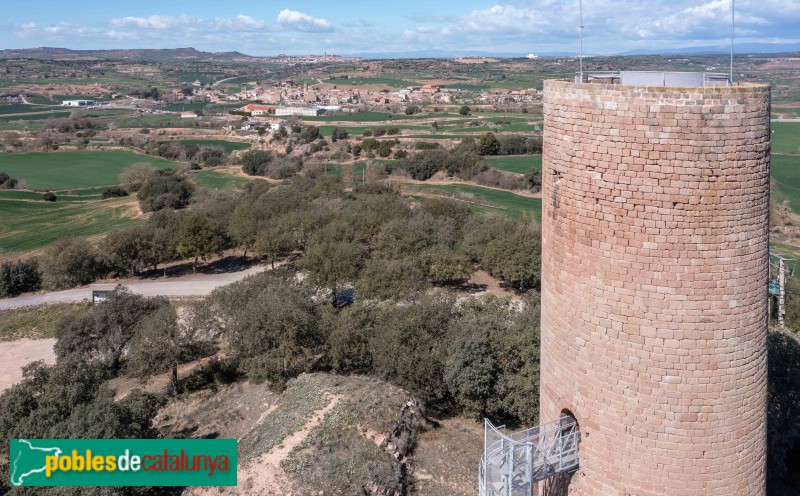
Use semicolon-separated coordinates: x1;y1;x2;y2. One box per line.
539;77;771;495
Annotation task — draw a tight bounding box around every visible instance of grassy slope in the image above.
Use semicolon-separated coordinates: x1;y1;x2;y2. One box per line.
772;154;800;213
485;155;542;174
773;122;800;155
407;183;541;221
175;139;251;154
0;197;141;254
191;169;254;190
0;303;91;340
0;151;176;190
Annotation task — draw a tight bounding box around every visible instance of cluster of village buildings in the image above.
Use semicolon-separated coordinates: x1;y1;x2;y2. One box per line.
172;78;539;126
170;77;542;133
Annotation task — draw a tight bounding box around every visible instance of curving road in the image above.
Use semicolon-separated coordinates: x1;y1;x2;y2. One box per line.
0;264;267;311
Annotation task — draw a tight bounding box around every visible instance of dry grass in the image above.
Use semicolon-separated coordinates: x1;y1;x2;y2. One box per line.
411;417;484;495
0;302;90;341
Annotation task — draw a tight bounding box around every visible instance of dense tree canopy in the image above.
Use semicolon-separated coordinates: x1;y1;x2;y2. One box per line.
137;170;195;212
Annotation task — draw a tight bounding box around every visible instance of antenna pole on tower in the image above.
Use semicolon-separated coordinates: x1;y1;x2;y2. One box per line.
730;0;735;84
579;0;584;82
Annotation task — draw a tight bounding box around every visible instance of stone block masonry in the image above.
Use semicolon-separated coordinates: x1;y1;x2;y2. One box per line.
539;80;770;496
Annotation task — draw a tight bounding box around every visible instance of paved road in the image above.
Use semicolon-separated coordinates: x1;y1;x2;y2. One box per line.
212;75;255;87
772;118;800;123
0;264;267;310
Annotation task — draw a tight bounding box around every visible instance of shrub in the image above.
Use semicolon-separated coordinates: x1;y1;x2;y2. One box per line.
39;237;105;290
497;135;542;155
768;329;800;486
0;259;41;297
413;141;440;150
208;271;323;388
102;186;129;199
138;171;195;212
483;224;541;292
240;150;274;176
119;162;157;192
355;258;427;300
331;128;349;142
42;191;57;202
479;132;500;156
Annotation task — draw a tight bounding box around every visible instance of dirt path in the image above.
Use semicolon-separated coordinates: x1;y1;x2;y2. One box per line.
0;263;267;311
188;393;343;495
0;338;56;391
399;175;543;199
245;394;343;493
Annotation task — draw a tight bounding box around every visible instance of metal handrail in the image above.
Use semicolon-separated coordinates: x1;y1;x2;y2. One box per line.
479;417;580;496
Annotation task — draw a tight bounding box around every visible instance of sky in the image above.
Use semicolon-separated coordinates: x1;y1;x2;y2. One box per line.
1;0;799;56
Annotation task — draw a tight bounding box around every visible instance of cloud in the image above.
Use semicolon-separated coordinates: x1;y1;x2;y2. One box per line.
276;9;333;32
110;15;193;30
398;1;800;53
215;14;266;31
4;1;800;55
21;23;99;37
456;4;552;35
341;20;375;28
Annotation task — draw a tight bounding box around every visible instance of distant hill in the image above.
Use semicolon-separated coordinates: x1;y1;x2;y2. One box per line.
0;47;258;62
617;42;800;56
346;42;800;59
3;43;799;62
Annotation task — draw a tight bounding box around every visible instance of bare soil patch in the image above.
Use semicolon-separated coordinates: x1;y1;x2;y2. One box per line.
0;338;56;391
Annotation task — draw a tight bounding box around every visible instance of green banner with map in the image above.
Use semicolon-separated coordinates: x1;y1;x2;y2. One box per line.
9;439;237;487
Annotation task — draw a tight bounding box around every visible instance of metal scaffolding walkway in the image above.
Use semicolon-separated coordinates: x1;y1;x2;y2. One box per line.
478;416;580;496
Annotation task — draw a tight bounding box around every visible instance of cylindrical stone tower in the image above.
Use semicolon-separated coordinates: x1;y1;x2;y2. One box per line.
540;79;771;495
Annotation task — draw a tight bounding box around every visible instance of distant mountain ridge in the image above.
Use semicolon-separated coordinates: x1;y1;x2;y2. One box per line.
350;42;800;59
1;43;799;62
616;42;800;56
0;47;257;62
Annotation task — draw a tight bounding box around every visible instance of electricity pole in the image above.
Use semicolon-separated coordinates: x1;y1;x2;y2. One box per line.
771;253;796;329
730;0;735;84
779;257;786;328
579;0;584;82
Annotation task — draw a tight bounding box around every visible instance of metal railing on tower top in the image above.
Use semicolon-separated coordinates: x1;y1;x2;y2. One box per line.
478;416;580;496
575;70;732;87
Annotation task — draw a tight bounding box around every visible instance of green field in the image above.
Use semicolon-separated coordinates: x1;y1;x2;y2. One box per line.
323;77;418;88
0;197;142;254
771;243;800;260
0;104;56;115
191;170;254;190
0;111;73;121
301;112;460;123
176;139;251;154
164;102;243;112
773;122;800;155
0;151;176;190
406;183;541;221
322;160;397;178
486;155;542;174
772;154;800;213
774;108;800;119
